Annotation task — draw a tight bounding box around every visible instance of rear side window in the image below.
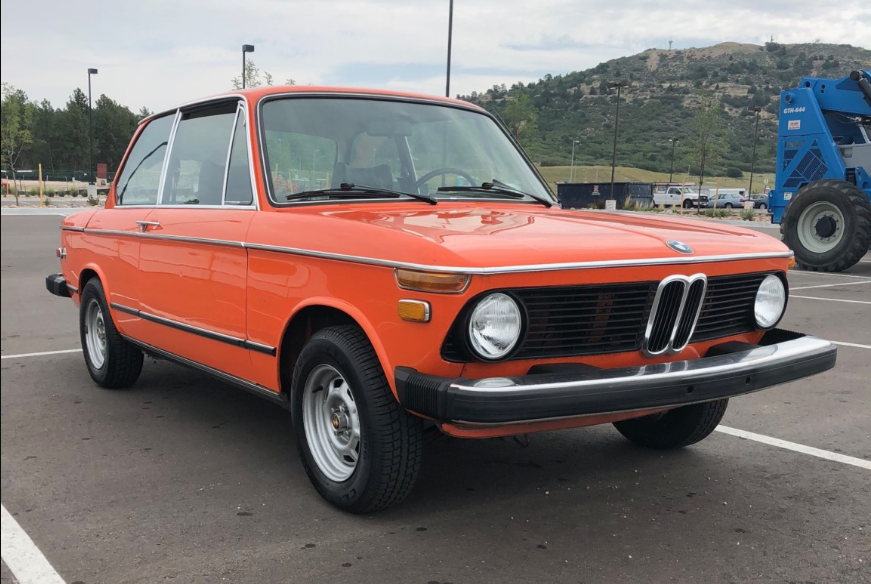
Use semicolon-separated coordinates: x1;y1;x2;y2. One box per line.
115;114;174;205
161;103;237;206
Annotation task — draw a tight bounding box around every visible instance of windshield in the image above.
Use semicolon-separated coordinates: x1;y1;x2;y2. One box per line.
259;97;553;204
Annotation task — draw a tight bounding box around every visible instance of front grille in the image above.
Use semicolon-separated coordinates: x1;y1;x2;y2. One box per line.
692;273;768;342
440;272;771;363
441;282;656;362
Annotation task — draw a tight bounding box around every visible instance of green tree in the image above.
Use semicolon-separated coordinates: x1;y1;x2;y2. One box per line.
687;93;725;197
1;83;34;203
503;90;538;147
231;60;296;90
30;99;60;171
93;94;139;170
57;89;89;170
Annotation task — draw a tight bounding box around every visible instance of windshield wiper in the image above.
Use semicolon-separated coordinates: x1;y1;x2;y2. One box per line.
437;178;552;208
285;182;437;205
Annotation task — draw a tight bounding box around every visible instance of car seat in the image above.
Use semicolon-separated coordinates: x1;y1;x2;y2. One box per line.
331;162;393;190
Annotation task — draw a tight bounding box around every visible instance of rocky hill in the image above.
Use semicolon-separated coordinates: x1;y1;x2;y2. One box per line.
459;42;870;177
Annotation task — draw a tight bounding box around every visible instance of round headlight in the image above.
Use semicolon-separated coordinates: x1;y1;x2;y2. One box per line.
754;274;786;329
467;293;523;360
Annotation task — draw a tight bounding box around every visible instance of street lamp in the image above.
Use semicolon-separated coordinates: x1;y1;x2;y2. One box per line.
668;138;679;184
747;106;762;196
445;0;454;97
242;44;255;88
87;68;98;185
569;139;580;183
607;81;628;200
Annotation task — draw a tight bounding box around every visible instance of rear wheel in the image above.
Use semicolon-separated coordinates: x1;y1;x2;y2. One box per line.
759;203;768;210
613;399;728;449
291;325;423;513
725;203;734;209
781;179;871;272
682;199;693;208
79;279;143;388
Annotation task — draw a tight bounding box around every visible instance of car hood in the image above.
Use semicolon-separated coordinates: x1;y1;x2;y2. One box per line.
261;204;788;269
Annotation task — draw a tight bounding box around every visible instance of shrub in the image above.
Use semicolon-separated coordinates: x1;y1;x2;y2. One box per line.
704;209;729;218
741;209;756;221
725;167;744;178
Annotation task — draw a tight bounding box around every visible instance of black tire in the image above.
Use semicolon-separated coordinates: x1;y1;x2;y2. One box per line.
291;325;423;513
759;203;767;210
79;279;143;389
613;399;728;450
780;179;871;272
724;203;734;209
682;199;693;208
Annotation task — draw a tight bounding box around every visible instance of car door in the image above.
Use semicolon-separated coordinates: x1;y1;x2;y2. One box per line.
135;101;258;381
667;187;680;206
84;113;175;341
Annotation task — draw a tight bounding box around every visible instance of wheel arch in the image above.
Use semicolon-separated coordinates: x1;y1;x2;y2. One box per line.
277;299;394;398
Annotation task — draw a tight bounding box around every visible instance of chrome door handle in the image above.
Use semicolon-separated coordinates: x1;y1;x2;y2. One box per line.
136;220;160;233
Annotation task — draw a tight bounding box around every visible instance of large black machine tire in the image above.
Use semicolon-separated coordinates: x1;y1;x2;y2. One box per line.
781;179;871;272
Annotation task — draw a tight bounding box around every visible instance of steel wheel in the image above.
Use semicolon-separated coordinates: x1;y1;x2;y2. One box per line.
302;364;361;482
84;298;107;369
797;200;845;254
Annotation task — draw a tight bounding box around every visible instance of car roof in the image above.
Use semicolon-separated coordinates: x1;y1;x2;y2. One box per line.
142;86;484;125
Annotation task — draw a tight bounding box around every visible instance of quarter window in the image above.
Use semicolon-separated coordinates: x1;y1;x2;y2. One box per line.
225;110;254;205
161;103;237;206
115;114;174;205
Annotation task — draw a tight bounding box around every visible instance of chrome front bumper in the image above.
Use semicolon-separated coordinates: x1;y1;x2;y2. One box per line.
395;330;836;424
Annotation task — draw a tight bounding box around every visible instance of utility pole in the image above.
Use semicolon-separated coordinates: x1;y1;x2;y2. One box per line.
747;106;762;195
87;68;98;185
569;139;579;183
668;138;678;184
242;44;255;88
607;81;628;200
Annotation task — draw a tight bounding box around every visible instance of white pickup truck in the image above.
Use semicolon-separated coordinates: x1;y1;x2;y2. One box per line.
653;186;708;208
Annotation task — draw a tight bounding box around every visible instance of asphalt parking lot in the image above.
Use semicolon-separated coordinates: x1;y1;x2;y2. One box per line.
2;214;869;584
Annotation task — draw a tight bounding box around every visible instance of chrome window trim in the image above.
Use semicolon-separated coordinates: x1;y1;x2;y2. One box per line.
641;273;708;357
110;302;275;355
220;107;240;206
254;91;555;207
120;95;258;210
155;110;182;206
76;230;794;273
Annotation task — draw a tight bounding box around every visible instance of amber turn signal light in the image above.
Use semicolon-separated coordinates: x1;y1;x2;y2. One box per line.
787;253;796;270
398;300;431;323
395;269;470;293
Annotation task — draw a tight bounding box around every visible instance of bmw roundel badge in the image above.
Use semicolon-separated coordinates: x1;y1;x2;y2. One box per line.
666;239;693;254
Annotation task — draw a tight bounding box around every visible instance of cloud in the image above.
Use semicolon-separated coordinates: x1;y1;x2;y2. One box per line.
1;0;867;113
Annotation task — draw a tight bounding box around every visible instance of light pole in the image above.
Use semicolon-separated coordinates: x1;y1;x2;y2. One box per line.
87;68;98;184
569;139;580;183
607;81;628;200
445;0;454;97
242;44;255;88
668;137;678;184
747;106;762;195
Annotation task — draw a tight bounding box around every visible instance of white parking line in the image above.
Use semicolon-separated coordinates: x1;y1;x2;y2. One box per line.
1;504;66;584
1;349;82;360
716;426;871;470
790;295;871;305
832;340;871;350
788;271;871;279
790;280;871;290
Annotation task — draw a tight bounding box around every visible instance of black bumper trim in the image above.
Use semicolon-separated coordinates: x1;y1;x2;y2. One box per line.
395;330;836;424
45;273;71;298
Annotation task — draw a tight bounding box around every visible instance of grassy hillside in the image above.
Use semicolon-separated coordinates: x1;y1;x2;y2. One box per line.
462;42;870;181
535;165;775;191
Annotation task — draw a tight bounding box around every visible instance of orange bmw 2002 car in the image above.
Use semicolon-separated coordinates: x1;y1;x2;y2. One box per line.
47;87;836;512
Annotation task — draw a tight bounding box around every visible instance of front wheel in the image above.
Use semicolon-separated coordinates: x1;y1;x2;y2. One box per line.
682;199;693;209
79;279;143;388
613;399;728;449
291;325;423;513
781;179;871;272
759;203;767;210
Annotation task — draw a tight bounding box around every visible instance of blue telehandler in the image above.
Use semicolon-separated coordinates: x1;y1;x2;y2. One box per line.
769;70;871;272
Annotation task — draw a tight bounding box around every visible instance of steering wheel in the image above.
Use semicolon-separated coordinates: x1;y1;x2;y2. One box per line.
412;167;476;191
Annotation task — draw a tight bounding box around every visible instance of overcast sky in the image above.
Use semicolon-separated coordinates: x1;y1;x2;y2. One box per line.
2;0;868;113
